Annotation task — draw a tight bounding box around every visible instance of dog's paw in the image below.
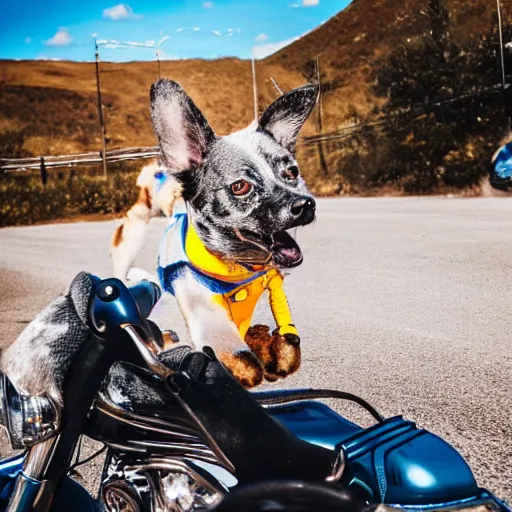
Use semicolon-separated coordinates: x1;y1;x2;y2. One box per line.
270;329;301;377
244;324;275;372
245;324;301;380
220;349;264;388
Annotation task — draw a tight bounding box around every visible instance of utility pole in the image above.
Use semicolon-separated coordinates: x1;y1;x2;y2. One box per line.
497;0;506;89
315;57;328;175
251;55;258;122
95;40;108;178
156;50;162;79
496;0;510;130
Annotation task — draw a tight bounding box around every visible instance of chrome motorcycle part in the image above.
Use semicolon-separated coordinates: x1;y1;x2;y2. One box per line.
5;438;58;512
23;438;58;479
102;452;226;512
122;325;171;379
91;394;222;466
103;480;143;512
325;448;346;483
5;474;42;512
0;373;60;450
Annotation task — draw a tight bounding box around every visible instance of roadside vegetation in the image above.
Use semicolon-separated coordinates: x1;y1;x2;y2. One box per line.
0;164;139;227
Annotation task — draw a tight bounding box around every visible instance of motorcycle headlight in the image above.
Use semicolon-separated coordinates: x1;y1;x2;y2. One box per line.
0;373;60;450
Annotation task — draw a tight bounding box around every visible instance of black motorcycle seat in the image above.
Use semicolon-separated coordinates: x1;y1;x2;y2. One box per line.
99;348;338;484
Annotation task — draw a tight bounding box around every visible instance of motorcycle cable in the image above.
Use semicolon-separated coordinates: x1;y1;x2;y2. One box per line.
252;388;385;423
67;444;108;476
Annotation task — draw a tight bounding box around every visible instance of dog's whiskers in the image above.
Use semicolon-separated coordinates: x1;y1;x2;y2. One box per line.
236;255;272;266
233;228;271;255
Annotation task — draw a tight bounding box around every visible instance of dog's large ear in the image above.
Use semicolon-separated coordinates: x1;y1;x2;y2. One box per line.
258;83;319;153
150;79;216;173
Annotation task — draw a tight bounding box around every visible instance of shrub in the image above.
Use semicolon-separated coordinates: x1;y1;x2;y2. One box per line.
0;167;139;227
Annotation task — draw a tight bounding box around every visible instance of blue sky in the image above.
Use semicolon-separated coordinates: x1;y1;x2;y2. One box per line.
0;0;351;62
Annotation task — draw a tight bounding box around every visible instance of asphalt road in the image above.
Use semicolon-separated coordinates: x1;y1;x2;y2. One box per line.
0;197;511;503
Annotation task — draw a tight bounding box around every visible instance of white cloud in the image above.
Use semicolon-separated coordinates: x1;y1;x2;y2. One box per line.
103;4;142;21
157;35;170;47
252;36;298;59
302;0;319;5
254;33;268;43
202;1;214;7
91;32;98;38
45;28;72;47
36;55;62;61
25;37;31;44
289;3;300;7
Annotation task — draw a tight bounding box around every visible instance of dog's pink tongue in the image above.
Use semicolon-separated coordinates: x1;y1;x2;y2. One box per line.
271;230;303;268
273;245;302;267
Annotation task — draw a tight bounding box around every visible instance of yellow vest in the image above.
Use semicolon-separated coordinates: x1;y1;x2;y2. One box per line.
185;219;295;340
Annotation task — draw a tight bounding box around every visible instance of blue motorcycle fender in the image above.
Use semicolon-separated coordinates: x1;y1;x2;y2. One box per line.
337;416;480;505
0;454;101;512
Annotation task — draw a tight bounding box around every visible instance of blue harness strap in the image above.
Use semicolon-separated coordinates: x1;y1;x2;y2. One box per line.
154;170;168;194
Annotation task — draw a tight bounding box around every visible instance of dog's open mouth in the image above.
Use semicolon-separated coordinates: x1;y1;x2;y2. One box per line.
235;229;303;268
271;230;303;268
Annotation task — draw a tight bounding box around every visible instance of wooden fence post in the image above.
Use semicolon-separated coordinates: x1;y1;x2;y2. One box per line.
40;157;48;186
315;57;329;175
95;41;108;179
251;56;258;123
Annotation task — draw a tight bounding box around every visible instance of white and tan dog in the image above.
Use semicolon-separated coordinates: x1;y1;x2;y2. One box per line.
110;79;319;387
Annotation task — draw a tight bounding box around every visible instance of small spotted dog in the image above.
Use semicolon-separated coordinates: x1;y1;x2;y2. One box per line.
110;79;318;387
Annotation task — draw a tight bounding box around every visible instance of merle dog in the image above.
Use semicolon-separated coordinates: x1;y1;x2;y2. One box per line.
110;79;318;387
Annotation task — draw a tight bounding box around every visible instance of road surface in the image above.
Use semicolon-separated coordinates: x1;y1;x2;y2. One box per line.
0;197;511;502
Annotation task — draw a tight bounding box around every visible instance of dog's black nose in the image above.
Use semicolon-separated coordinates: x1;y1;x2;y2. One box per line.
291;197;316;217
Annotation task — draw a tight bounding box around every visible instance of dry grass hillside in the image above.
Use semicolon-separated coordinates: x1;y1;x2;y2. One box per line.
0;58;315;156
0;0;509;156
267;0;508;127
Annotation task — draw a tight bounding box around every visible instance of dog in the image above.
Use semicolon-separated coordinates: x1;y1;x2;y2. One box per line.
110;79;319;387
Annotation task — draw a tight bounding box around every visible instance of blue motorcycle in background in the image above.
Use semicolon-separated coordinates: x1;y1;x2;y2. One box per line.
491;141;512;191
0;272;510;511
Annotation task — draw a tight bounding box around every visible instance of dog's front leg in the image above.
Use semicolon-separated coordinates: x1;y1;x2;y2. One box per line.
251;271;301;378
173;271;264;388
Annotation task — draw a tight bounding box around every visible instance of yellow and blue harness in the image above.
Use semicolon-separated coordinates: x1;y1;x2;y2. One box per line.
157;213;298;340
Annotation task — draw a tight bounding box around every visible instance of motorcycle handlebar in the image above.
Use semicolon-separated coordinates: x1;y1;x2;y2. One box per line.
88;277;162;339
127;280;162;320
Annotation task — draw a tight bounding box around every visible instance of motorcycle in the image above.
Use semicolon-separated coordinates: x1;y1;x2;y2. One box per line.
0;272;510;511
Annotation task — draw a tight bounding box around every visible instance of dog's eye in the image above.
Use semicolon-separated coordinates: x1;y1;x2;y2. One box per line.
282;166;299;182
231;179;252;196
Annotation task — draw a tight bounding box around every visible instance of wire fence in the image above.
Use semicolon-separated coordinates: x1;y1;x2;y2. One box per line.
0;134;327;177
0;147;161;187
